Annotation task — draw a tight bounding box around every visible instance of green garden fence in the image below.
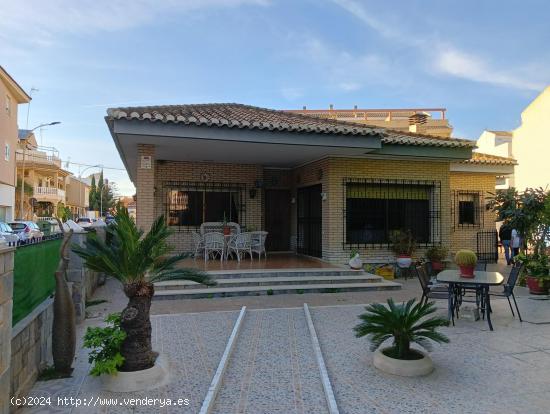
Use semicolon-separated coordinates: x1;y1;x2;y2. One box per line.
12;238;61;325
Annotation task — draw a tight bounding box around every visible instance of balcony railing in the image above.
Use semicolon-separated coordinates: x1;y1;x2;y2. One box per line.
17;150;62;168
34;187;65;199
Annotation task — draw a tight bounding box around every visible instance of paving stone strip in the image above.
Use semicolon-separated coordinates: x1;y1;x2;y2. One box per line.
210;308;329;414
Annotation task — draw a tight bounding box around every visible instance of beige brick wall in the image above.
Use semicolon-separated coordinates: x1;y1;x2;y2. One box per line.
320;157;452;264
136;144;156;232
152;160;264;253
449;172;497;256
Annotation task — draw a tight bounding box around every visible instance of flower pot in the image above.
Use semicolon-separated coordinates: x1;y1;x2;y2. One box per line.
526;275;549;295
459;265;475;278
223;226;231;236
373;348;434;377
396;255;412;268
349;254;363;270
100;353;170;393
431;261;444;271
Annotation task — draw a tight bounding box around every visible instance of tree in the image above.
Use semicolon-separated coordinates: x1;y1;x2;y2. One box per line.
72;207;215;371
489;187;550;255
88;172;115;215
88;175;97;210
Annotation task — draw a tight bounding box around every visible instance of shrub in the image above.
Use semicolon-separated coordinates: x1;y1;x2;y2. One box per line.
390;230;416;256
454;250;477;267
426;246;448;262
354;298;449;360
83;313;126;376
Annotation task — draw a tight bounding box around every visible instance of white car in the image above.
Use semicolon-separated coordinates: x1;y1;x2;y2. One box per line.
8;221;44;243
0;222;19;245
75;217;93;228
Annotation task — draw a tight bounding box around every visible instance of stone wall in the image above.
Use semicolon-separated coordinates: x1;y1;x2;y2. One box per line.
9;298;53;403
0;246;15;413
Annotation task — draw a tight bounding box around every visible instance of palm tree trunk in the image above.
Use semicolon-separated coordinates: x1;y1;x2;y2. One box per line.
120;282;156;371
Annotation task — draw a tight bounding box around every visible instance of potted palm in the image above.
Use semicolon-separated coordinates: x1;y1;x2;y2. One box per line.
73;207;215;391
455;249;477;278
426;246;448;271
354;298;449;377
390;229;416;268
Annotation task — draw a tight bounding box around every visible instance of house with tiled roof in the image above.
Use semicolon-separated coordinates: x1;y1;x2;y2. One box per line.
106;103;514;265
476;86;550;192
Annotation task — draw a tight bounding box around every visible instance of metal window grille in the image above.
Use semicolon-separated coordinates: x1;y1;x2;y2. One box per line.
159;181;248;232
451;190;484;230
343;178;441;249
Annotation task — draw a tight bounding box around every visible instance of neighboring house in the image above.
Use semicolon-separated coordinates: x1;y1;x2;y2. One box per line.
106;103;513;264
476;86;550;191
119;195;137;219
289;106;452;137
0;66;31;222
15;130;70;219
65;175;90;218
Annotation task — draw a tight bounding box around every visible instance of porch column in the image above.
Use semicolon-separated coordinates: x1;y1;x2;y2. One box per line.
136;144;155;231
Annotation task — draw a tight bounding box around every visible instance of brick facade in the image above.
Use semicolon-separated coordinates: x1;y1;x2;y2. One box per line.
135;150;493;264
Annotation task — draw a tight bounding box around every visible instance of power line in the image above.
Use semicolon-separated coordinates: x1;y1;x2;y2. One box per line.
16;149;126;172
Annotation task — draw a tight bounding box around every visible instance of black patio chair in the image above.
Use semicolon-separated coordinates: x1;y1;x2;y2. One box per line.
489;263;523;322
415;265;449;306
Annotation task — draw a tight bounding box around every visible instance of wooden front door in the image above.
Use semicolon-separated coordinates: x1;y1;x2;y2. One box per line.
264;189;291;251
297;184;322;258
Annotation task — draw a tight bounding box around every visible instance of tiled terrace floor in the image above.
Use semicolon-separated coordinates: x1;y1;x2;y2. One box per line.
177;252;338;272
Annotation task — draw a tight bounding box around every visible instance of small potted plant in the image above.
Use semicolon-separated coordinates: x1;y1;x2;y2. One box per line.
518;253;550;295
455;249;477;278
222;213;231;236
390;229;416;268
354;298;449;377
426;246;448;271
348;249;363;270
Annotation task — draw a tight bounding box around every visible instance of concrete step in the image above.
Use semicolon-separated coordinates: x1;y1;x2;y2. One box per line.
153;280;401;300
155;274;383;290
197;268;368;280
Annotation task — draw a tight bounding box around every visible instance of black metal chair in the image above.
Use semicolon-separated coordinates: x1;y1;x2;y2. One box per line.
489;263;523;322
415;265;449;305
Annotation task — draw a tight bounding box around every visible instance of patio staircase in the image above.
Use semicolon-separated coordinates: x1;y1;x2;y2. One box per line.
153;268;400;299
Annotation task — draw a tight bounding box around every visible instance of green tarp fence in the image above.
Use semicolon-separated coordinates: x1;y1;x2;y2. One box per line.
12;239;61;325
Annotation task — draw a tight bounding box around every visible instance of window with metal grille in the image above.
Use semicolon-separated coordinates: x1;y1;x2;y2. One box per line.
343;179;441;248
161;181;246;230
452;191;483;229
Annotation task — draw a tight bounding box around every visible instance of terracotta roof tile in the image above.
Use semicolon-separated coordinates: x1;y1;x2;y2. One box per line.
463;152;517;165
107;103;475;148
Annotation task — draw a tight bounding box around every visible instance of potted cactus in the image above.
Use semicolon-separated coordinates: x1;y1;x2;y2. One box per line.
455;249;477;278
426;246;448;271
222;213;231;236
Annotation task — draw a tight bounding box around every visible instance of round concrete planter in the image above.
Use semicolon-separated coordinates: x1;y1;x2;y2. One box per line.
373;348;433;377
100;353;170;393
396;256;412;269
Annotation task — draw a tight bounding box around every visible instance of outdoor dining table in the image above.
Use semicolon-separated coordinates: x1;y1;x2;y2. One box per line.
437;269;504;331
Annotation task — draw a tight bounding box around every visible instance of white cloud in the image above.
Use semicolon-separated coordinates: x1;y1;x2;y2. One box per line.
0;0;269;53
331;0;548;92
434;48;545;91
280;87;304;101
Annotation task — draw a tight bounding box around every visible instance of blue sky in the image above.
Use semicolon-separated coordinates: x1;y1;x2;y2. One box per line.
1;0;549;195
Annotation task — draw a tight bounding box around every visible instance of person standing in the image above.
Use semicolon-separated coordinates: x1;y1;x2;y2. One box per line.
499;223;513;265
511;228;521;261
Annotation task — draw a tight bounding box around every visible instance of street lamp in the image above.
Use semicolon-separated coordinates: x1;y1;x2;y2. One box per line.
19;122;61;219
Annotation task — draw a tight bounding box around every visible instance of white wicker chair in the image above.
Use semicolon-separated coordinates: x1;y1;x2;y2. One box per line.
227;232;253;262
203;232;225;262
251;231;268;259
191;231;205;259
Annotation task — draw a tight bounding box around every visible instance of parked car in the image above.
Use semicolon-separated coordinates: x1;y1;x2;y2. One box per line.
0;222;19;245
105;215;116;225
75;217;93;228
9;221;44;243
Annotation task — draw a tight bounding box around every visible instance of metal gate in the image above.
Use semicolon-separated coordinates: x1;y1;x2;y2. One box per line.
297;184;322;258
476;230;498;263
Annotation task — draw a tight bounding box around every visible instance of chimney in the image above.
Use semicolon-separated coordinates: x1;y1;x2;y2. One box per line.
302;105;307;110
354;105;358;110
408;112;429;134
329;104;333;110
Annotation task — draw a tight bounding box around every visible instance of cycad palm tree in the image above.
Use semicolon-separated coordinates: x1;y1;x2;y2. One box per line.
73;207;214;371
354;298;449;359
